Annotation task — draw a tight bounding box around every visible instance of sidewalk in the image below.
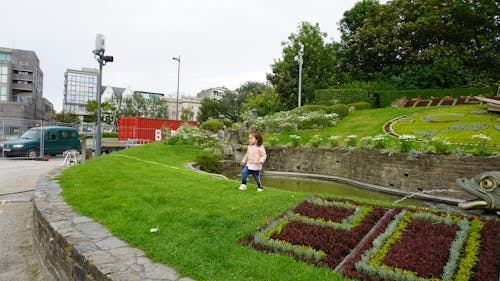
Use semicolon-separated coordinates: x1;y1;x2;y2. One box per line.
0;158;64;281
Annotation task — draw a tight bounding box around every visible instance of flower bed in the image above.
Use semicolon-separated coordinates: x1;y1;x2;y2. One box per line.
244;197;500;281
415;100;430;107
441;99;455;106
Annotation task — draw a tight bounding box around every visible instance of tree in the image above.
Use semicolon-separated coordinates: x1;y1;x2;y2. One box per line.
236;81;267;101
84;100;115;123
339;0;499;88
242;86;282;117
267;22;339;110
51;112;80;124
180;108;194;122
197;90;243;123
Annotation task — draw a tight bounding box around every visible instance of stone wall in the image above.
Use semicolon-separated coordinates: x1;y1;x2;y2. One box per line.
32;167;194;281
263;147;500;200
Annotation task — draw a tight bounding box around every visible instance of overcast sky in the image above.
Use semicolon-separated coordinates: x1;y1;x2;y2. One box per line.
1;0;385;112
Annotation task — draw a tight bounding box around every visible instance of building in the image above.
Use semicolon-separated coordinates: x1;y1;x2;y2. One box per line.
164;96;201;121
62;68;99;121
196;86;229;100
0;47;53;120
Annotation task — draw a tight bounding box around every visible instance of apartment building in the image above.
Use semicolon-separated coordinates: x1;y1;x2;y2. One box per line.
0;47;53;120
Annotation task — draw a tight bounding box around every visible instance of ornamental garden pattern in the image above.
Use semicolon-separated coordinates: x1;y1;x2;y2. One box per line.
242;197;499;281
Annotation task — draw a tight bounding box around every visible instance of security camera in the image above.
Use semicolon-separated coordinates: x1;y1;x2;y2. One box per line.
95;34;105;52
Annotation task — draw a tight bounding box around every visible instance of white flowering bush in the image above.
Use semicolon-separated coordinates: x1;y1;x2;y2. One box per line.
328;135;341;148
471;134;492;156
165;124;220;147
345;135;358;148
398;134;416;153
250;110;339;133
306;134;323;148
289;135;302;147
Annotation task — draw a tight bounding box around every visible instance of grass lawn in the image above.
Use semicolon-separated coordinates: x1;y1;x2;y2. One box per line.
59;143;359;281
270;106;430;145
391;105;500;146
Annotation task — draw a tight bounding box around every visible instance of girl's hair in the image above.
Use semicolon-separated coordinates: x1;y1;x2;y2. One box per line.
250;131;263;146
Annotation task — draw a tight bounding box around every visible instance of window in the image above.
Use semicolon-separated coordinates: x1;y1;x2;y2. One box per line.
0;65;8;83
0;86;7;101
0;53;11;62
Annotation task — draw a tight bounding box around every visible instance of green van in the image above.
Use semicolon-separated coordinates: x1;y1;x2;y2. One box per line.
1;126;81;158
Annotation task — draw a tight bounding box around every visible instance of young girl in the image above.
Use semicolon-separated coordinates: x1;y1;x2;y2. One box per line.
239;131;267;192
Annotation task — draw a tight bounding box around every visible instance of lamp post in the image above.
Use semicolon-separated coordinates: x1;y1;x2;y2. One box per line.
297;43;304;107
172;56;181;120
93;34;113;156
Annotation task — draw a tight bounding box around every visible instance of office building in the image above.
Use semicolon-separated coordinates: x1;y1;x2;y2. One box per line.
0;47;53;120
62;68;99;120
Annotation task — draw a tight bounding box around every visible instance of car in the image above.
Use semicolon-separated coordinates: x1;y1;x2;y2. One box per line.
1;126;81;159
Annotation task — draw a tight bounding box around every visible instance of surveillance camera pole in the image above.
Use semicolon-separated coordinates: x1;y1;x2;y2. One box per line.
93;48;113;156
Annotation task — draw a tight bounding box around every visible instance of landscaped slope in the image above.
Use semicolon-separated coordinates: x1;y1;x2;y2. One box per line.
59;143;499;281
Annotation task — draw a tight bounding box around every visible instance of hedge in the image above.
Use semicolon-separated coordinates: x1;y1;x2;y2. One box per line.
377;87;494;108
315;89;374;106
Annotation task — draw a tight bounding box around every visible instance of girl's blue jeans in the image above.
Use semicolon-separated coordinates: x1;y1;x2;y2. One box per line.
241;166;263;189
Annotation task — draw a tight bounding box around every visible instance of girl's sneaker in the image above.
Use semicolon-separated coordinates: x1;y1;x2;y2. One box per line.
257;188;263;192
239;184;247;190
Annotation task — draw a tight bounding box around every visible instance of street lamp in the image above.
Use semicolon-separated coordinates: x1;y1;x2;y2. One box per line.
93;33;113;156
296;43;304;107
172;56;181;120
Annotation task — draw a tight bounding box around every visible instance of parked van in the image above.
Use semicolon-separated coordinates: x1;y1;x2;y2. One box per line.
1;126;81;158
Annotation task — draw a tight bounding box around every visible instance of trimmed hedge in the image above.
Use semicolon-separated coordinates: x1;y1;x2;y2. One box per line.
315;89;374;106
377;87;493;108
292;104;350;118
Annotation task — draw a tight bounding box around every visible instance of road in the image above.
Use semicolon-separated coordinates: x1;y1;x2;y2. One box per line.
0;158;64;281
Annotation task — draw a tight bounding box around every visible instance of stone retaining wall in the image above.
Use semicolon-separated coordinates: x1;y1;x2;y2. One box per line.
263;147;500;199
32;167;195;281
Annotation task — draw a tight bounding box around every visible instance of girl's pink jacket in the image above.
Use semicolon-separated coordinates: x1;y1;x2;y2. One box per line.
242;144;267;170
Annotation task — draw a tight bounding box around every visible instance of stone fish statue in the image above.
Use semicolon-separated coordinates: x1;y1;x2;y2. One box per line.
456;171;499;214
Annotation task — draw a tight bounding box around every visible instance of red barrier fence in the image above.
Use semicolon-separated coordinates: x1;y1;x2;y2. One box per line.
118;117;197;141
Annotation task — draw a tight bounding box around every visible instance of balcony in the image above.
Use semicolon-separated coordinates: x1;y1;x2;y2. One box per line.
12;82;33;91
12;73;33;81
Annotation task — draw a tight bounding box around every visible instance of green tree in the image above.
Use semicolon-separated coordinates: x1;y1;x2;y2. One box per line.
51;112;80;123
84;100;115;123
242;86;282;117
236;81;267;101
180;108;194;122
339;0;499;88
267;22;339;110
197;90;243;123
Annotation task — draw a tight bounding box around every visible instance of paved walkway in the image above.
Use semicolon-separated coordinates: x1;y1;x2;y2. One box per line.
0;158;64;281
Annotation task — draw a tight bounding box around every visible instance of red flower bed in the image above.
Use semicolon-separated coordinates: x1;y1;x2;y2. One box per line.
430;98;441;106
404;100;417;107
245;197;500;281
415;100;430;107
292;201;355;223
441;99;455;106
383;219;459;278
456;97;466;104
472;219;500;281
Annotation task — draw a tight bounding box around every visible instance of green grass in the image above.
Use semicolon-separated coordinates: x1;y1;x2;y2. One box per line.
391;105;500;146
59;143;358;281
269;107;430;145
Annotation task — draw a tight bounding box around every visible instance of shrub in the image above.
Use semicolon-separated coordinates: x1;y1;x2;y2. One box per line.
315;88;373;106
102;132;118;138
327;104;349;118
195;154;223;173
201;119;224;132
348;102;372;110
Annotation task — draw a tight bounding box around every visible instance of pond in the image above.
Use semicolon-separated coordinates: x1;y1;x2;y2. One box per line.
221;164;425;207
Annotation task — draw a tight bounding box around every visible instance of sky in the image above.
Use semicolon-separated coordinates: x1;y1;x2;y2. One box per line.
1;0;385;112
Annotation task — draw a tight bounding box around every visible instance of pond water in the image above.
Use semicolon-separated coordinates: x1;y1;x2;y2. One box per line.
221;164;424;207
